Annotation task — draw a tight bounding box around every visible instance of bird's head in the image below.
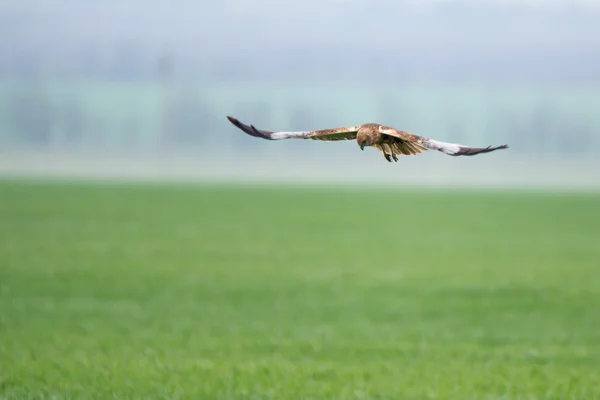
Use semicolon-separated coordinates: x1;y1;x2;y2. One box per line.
357;136;372;151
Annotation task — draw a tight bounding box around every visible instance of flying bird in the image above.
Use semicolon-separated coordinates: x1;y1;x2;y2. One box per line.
226;116;508;162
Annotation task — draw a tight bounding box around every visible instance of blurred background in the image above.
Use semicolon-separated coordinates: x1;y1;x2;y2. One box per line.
1;0;599;188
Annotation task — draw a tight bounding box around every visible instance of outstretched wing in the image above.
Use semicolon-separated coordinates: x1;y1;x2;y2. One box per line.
379;126;508;157
227;116;360;141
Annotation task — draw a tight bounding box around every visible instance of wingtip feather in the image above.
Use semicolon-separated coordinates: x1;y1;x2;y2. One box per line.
226;114;276;140
455;143;509;156
250;124;261;135
488;144;509;151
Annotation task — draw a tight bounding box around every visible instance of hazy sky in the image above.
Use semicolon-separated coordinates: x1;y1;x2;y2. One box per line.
2;0;600;83
1;0;600;187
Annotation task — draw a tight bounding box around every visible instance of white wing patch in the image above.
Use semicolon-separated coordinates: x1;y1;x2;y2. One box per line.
422;139;461;155
270;131;310;140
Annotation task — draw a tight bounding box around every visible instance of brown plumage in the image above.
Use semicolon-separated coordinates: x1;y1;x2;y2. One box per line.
226;116;508;163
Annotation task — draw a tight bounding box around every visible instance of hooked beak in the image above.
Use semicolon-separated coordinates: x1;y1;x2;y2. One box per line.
360;143;365;151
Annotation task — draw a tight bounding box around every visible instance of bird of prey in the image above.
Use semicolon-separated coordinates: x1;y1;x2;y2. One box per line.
226;116;508;162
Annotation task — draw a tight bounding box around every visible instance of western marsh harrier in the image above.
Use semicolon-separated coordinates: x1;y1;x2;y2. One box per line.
226;116;508;162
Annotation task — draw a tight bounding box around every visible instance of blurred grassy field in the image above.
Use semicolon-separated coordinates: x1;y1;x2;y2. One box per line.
1;180;599;399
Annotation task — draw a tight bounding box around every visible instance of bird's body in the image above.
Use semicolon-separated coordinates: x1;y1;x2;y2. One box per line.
355;123;428;162
226;116;508;163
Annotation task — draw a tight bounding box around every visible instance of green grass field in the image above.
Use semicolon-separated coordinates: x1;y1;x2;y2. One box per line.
1;180;600;399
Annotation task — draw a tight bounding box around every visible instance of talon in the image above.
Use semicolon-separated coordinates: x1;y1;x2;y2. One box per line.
392;153;398;162
384;153;392;162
